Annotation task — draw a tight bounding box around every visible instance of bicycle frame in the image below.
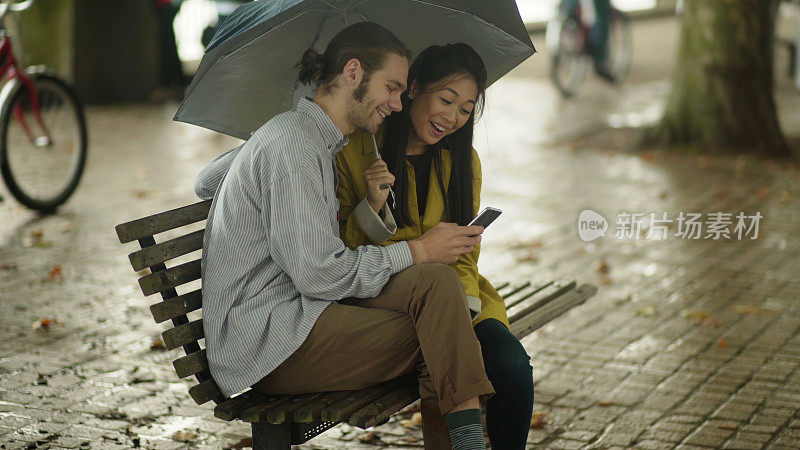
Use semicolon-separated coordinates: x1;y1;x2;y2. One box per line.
0;29;51;145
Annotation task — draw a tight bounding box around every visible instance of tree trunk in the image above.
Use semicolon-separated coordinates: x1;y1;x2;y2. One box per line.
650;0;794;157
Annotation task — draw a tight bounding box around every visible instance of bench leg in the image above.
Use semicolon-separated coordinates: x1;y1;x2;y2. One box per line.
252;422;291;450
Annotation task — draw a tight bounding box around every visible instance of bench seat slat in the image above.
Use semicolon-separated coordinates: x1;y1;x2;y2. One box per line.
505;281;553;309
162;319;204;350
265;393;328;424
173;349;209;379
115;200;211;243
507;280;576;323
500;281;531;300
348;380;419;429
139;259;201;296
189;378;224;405
510;284;597;339
241;393;317;423
215;390;279;421
150;290;203;323
321;374;416;423
129;229;204;271
293;390;357;423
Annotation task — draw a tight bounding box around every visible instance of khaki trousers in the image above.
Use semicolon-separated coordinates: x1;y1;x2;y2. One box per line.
253;264;494;449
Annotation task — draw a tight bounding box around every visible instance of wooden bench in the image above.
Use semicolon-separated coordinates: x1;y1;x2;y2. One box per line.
115;200;598;449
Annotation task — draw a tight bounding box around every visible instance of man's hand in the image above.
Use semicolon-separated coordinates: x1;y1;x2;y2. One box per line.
408;223;483;265
364;159;395;213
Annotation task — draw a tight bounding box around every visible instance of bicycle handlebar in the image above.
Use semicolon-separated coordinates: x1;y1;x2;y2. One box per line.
0;0;34;22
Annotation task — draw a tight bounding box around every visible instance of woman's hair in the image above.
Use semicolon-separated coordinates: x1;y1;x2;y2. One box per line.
381;43;487;227
296;22;411;94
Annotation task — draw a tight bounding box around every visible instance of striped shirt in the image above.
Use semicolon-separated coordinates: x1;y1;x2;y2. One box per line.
202;98;413;397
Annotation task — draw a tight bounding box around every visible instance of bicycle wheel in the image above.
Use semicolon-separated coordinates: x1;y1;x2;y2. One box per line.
0;72;87;213
547;14;591;98
606;9;633;81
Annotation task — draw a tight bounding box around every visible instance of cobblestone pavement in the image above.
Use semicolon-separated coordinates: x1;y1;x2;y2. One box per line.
2;16;800;449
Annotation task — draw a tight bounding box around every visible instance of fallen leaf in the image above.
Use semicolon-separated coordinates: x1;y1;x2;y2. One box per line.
639;151;659;162
597;400;614;407
530;411;548;429
779;191;791;203
0;263;18;271
717;339;728;348
716;423;738;430
172;430;198;442
599;275;613;286
32;318;62;331
358;432;378;443
24;229;52;248
595;259;610;275
401;411;423;428
132;190;152;199
150;339;166;351
636;306;657;317
59;221;76;233
658;190;669;200
756;188;769;200
734;305;759;315
682;309;710;321
48;265;63;282
518;251;539;264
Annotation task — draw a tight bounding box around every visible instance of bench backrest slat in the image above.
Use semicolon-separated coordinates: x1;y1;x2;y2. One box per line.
116;200;212;243
129;229;204;271
173;349;209;379
189;378;224;404
150;290;203;324
139;259;201;296
162;319;204;350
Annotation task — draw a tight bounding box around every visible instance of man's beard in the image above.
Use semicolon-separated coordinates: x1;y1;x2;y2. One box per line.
347;77;379;135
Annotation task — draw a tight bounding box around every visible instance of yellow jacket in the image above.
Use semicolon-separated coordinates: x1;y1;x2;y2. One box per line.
335;129;509;328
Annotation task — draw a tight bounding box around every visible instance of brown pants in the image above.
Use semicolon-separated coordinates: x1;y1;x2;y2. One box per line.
253;264;495;449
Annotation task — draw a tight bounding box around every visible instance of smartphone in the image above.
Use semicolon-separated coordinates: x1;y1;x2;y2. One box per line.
468;207;502;229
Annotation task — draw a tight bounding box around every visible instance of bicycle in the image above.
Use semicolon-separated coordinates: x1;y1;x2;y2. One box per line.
0;0;87;213
546;0;633;98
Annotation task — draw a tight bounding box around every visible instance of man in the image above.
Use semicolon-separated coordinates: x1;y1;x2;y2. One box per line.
202;22;493;449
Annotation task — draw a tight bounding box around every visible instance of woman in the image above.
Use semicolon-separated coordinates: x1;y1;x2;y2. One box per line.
194;43;533;449
336;43;533;450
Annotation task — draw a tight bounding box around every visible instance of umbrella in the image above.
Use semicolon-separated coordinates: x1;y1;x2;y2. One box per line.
174;0;536;140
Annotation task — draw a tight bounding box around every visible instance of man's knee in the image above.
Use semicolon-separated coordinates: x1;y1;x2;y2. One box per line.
413;263;461;288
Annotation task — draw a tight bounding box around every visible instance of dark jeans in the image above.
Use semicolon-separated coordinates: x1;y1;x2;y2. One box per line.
474;318;534;449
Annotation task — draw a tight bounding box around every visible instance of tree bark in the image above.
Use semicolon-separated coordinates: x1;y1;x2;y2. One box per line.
650;0;794;157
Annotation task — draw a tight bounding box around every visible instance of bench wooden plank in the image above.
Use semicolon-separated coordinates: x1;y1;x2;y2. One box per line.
510;284;597;339
507;280;577;323
348;380;419;429
128;229;204;271
241;393;316;423
321;375;415;423
150;290;203;323
139;259;201;296
173;349;208;379
215;390;279;421
115;200;211;243
264;393;328;424
162;319;204;350
189;378;224;405
505;281;553;309
293;390;356;423
501;281;531;300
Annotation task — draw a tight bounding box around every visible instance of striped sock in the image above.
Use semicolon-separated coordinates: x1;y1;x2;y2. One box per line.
444;408;485;450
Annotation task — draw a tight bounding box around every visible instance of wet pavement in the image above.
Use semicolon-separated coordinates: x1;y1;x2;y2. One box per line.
3;16;800;449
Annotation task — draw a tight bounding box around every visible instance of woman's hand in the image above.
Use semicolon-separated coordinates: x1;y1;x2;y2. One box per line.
364;159;395;213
